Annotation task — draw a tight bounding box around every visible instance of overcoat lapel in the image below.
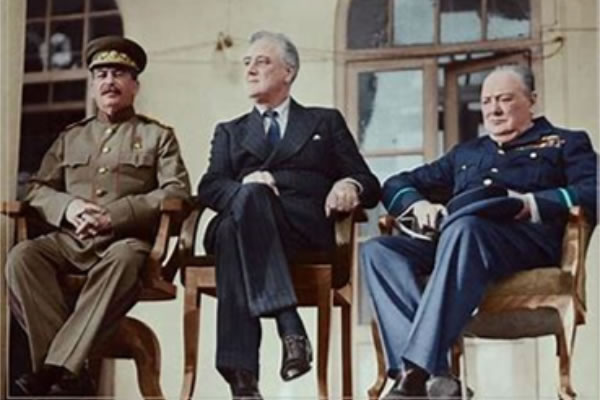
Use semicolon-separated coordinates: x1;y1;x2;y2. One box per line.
264;99;318;167
241;109;271;161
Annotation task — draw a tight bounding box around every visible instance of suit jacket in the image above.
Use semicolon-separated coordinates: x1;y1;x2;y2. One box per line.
198;99;380;249
382;116;598;228
26;108;191;269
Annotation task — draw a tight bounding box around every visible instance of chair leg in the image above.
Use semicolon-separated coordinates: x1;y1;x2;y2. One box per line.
316;270;332;400
556;302;578;400
121;317;165;400
451;339;463;378
341;302;352;399
368;320;387;400
180;280;201;400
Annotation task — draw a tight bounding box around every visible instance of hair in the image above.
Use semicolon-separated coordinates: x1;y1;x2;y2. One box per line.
249;30;300;83
491;64;535;95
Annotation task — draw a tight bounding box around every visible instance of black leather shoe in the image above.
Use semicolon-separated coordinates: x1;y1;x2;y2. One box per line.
222;368;263;400
427;376;474;399
383;368;429;400
15;365;63;395
280;334;312;381
47;367;96;396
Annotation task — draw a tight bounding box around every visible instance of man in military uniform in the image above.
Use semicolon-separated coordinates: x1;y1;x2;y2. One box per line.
5;36;191;396
361;65;597;399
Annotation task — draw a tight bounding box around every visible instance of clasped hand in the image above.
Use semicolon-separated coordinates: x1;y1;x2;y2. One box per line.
324;180;360;217
409;200;448;230
65;198;112;239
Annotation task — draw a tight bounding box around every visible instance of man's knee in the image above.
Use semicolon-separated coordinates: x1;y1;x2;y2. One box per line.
360;237;399;275
6;240;43;285
234;183;275;207
97;241;146;278
440;215;487;239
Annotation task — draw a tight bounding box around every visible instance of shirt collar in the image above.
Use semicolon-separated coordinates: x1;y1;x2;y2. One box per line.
255;97;290;120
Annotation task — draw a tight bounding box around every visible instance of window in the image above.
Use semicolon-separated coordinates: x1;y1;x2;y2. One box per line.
20;0;123;183
347;0;532;49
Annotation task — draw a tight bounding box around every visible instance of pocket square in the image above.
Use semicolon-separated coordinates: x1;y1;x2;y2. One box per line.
312;134;322;141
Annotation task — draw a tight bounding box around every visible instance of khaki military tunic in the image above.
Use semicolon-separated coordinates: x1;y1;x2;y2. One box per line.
6;108;191;373
26;108;191;268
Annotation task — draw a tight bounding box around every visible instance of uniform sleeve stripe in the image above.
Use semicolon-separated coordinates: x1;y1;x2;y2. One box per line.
387;187;417;211
558;187;574;208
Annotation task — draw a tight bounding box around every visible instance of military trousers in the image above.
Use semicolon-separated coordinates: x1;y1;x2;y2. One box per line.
360;215;562;376
5;234;146;373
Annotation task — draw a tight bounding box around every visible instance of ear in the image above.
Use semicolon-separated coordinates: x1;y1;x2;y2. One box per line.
133;80;140;96
284;66;295;84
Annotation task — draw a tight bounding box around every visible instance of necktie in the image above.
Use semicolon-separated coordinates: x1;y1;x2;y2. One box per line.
264;110;281;146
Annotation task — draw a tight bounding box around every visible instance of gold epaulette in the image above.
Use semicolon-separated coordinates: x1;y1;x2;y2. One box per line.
137;114;173;130
64;115;95;131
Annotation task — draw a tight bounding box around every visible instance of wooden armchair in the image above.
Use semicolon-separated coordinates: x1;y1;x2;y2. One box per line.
368;207;593;400
178;202;367;400
1;198;187;399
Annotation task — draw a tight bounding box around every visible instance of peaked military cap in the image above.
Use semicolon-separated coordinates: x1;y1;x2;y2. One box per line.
86;36;147;73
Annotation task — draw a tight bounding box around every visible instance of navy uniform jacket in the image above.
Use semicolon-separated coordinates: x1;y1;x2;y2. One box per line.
198;99;381;249
382;117;598;226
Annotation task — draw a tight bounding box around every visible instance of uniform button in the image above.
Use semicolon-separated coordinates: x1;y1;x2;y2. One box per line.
133;142;142;150
530;152;538;159
98;167;108;174
490;167;499;173
105;127;114;135
483;178;493;186
461;164;467;171
102;146;111;154
95;188;106;197
497;149;505;155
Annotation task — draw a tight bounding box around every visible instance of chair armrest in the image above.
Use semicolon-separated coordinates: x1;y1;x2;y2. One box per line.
178;202;210;263
378;215;397;236
561;206;593;312
0;201;30;242
145;198;189;290
0;201;25;216
332;207;367;288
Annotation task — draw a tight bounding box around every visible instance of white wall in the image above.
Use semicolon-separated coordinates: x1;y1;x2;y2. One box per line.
0;0;25;398
539;0;599;398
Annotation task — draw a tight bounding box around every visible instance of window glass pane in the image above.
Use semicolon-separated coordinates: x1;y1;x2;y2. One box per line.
393;0;435;45
26;0;46;18
23;83;50;104
456;69;492;142
51;0;83;15
25;22;46;72
488;0;530;39
19;109;85;174
89;16;124;40
441;0;482;43
358;69;424;151
52;80;86;102
49;20;83;69
347;0;388;49
91;0;119;11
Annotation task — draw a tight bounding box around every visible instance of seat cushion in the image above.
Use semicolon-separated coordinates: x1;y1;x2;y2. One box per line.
483;266;571;298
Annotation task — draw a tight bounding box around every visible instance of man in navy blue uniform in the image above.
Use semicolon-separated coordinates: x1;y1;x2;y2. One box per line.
361;65;597;399
198;31;380;398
